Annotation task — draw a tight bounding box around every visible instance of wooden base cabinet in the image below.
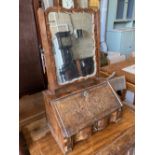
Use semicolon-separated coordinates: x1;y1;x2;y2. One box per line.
43;81;123;154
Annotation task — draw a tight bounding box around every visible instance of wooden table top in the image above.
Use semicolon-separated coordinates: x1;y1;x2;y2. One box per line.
100;58;135;84
19;92;45;129
22;105;135;155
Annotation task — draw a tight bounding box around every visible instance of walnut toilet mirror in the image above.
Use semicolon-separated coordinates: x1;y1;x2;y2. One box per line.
37;6;123;155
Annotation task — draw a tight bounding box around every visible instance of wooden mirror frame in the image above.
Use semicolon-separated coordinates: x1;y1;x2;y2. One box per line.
37;7;100;94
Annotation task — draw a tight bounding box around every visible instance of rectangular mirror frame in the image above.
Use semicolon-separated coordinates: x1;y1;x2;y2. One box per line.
37;7;100;94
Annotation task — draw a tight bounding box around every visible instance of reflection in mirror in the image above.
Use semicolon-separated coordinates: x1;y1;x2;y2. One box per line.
48;12;96;85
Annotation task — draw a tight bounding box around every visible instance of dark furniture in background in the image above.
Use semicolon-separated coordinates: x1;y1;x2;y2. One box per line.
19;0;46;97
19;132;30;155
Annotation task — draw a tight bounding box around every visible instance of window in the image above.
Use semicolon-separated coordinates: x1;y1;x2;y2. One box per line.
127;0;134;19
116;0;135;20
116;0;125;19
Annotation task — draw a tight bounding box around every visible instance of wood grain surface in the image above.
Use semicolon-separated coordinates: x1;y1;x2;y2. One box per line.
22;105;134;155
51;82;122;137
19;92;45;129
100;58;135;84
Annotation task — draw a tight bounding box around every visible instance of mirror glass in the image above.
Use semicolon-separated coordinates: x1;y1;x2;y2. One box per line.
48;11;96;85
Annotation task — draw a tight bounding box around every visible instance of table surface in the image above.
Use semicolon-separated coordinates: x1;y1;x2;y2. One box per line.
22;105;135;155
100;58;135;84
19;92;45;129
